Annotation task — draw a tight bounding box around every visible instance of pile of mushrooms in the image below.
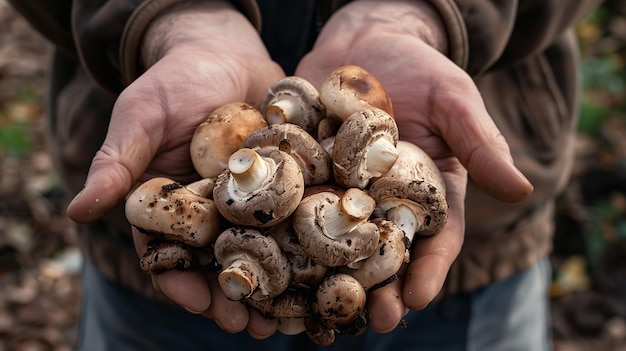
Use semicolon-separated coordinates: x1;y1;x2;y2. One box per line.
124;65;448;346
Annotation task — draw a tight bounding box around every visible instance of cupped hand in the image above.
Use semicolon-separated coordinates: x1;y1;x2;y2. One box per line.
295;0;533;333
66;2;285;336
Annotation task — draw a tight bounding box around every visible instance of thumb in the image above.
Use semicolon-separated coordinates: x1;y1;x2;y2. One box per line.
433;84;533;203
66;99;160;223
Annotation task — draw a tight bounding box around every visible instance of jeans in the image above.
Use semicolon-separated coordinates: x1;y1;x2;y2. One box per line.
78;258;551;351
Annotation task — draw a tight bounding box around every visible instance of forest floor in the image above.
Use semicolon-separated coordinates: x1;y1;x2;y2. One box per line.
0;1;625;350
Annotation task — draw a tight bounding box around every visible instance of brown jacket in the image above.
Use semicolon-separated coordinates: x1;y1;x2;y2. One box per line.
9;0;603;300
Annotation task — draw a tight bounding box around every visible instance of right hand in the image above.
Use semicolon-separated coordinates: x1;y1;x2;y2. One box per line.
66;1;285;337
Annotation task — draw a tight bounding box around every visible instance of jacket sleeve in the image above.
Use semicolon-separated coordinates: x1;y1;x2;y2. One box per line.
427;0;604;75
8;0;261;94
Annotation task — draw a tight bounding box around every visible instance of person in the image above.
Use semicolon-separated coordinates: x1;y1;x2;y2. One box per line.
8;0;603;350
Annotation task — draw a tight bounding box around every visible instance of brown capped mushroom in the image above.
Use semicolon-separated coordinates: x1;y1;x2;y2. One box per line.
319;65;394;120
212;147;304;228
332;108;399;189
124;177;221;247
214;227;291;301
312;273;368;335
269;218;328;287
368;176;448;241
139;239;216;274
241;123;333;186
190;102;268;178
292;188;379;267
377;140;446;194
259;76;326;136
246;288;311;335
340;218;409;291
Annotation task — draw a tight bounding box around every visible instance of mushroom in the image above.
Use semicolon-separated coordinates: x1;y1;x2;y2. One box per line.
269;218;328;287
376;140;446;194
246;288;311;335
304;317;335;347
368;176;448;241
212;147;304;228
139;239;216;274
292;188;379;267
190;102;268;178
125;177;222;248
259;76;326;136
241;123;333;186
316;114;343;142
312;273;368;335
332;107;399;189
339;218;410;291
213;227;291;301
319;65;394;120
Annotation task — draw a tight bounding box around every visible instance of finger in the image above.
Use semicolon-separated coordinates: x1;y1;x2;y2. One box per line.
157;270;212;314
431;76;533;202
202;277;250;333
66;83;167;223
247;308;279;340
366;278;409;333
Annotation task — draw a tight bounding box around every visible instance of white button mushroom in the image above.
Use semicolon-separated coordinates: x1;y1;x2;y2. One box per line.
190;102;268;178
124;177;222;248
259;76;326;137
212;147;305;228
213;227;292;301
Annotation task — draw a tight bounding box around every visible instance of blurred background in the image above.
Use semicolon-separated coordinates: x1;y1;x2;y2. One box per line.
0;1;625;350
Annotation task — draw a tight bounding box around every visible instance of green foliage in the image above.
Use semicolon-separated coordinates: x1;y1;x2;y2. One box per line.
0;119;34;159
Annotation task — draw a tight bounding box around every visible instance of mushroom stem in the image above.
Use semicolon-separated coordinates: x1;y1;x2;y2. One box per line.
218;258;263;300
321;188;375;239
228;148;274;194
386;204;420;243
278;317;307;335
265;99;298;126
363;137;399;178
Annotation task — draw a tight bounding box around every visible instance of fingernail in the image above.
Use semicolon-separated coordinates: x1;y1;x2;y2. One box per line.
182;305;204;314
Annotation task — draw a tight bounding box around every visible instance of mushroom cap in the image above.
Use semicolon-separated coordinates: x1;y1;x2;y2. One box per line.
140;240;195;274
214;227;292;300
377;140;446;195
304;317;335;346
319;65;394;120
242;123;333;186
246;288;310;318
340;218;410;290
269;219;328;287
259;76;326;136
312;274;367;331
190;102;267;178
139;240;217;274
368;176;448;237
213;148;305;228
124;177;222;247
332;108;399;189
293;191;379;267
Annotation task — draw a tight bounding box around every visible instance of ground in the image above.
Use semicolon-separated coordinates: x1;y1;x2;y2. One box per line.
0;1;625;350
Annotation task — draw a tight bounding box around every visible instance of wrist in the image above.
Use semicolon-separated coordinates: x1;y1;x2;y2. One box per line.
141;1;250;69
336;1;449;53
120;0;261;86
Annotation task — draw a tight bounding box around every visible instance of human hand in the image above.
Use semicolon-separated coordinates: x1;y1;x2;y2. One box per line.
66;1;284;337
295;0;533;333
